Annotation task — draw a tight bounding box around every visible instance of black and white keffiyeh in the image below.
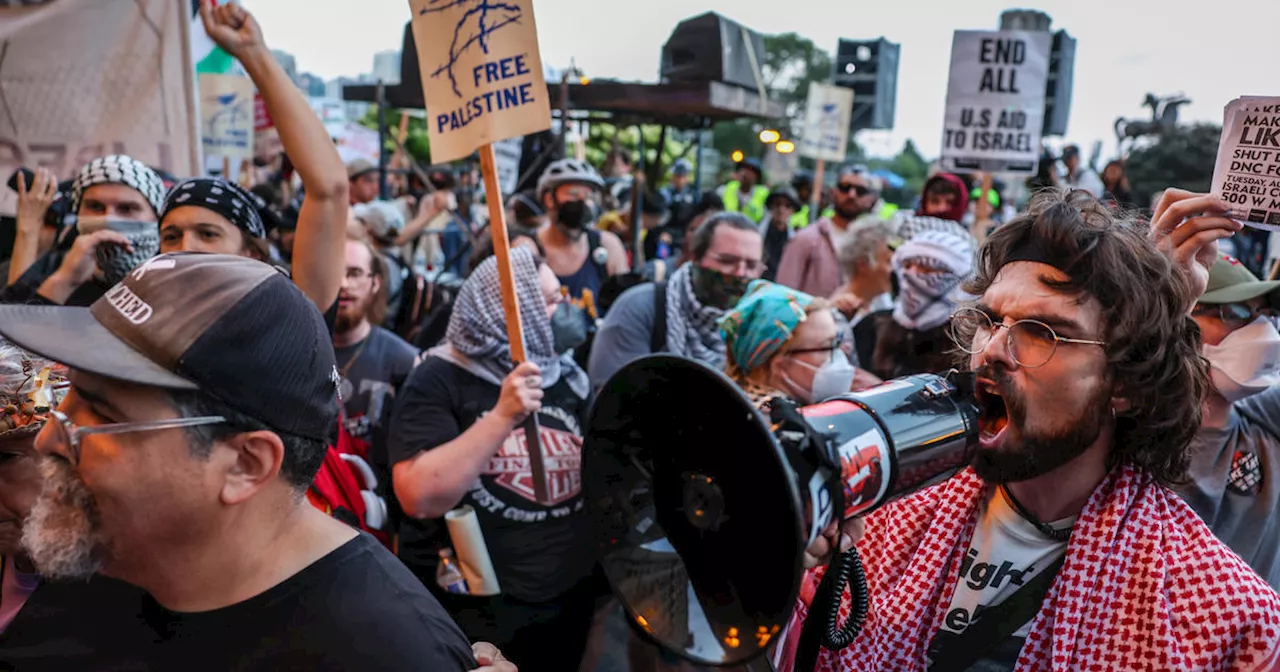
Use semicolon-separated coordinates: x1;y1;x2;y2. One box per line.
441;247;589;399
69;154;166;217
162;178;267;239
891;229;974;331
663;262;727;369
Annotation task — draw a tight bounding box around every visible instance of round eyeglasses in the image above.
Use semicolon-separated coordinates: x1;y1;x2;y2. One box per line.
948;307;1108;368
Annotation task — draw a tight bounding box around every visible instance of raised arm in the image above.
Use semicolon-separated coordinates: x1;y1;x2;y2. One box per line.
201;1;348;310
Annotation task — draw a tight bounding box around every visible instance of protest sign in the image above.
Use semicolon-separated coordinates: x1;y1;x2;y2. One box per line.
798;83;855;163
939;30;1050;175
492;137;524;196
408;0;554;504
0;0;199;214
199;73;255;163
1212;96;1280;231
253;92;283;163
407;0;552;163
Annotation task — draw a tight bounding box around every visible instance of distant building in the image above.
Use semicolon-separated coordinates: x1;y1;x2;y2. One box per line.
270;49;298;83
297;72;328;98
327;76;372;121
372;50;401;84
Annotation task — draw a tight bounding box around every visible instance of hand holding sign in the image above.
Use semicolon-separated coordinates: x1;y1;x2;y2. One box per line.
410;0;554;505
1150;189;1241;304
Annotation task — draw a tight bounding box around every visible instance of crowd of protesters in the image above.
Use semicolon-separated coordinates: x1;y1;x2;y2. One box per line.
0;3;1278;671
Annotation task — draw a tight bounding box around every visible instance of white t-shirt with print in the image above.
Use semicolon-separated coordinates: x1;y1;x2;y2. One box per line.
938;487;1073;640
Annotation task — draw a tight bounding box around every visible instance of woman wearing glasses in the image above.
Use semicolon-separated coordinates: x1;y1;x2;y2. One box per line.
719;280;878;409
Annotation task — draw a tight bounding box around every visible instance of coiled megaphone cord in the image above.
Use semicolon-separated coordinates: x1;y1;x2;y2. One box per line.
820;547;869;649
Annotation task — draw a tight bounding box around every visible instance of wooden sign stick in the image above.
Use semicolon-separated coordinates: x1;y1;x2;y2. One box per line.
478;142;551;506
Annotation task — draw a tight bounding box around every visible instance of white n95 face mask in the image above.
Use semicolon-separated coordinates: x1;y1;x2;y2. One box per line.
1203;317;1280;403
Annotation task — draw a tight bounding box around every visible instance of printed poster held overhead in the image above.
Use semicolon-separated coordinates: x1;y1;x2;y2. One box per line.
407;0;552;163
1211;96;1280;231
798;83;855;163
939;30;1051;175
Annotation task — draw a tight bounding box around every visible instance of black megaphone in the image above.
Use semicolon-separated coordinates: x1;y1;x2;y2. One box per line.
582;355;980;667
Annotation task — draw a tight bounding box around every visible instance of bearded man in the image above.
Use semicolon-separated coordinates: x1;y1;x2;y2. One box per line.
775;188;1280;671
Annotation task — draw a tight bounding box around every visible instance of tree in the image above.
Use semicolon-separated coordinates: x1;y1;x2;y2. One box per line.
710;32;842;183
1124;123;1222;207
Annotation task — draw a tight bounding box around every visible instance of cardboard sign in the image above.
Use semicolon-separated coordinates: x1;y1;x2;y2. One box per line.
939;30;1051;175
1212;96;1280;231
798;83;855;162
199;73;255;162
407;0;552;163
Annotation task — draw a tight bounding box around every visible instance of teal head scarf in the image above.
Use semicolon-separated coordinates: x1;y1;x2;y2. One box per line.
719;280;817;375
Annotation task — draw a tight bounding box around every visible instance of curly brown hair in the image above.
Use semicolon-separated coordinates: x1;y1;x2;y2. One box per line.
963;188;1209;486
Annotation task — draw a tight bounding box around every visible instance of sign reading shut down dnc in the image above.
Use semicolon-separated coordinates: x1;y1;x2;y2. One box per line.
408;0;552;163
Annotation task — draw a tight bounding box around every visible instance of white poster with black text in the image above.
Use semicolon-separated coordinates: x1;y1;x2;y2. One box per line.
1211;96;1280;231
939;30;1050;175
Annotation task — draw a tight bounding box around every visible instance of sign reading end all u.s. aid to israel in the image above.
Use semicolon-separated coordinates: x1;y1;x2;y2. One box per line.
939;30;1051;175
408;0;552;164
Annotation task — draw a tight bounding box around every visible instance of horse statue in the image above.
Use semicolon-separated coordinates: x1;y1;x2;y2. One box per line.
1114;93;1192;149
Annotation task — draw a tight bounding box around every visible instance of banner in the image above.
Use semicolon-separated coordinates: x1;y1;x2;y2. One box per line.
798;83;855;162
253;93;283;162
0;0;199;214
407;0;552;163
199;74;255;162
1212;96;1280;231
333;122;381;165
939;30;1051;175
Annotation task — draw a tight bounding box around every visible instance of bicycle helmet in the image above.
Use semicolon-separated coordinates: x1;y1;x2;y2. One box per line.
536;158;605;200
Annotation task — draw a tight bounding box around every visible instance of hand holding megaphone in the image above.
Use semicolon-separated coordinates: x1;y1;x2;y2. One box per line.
803;518;864;570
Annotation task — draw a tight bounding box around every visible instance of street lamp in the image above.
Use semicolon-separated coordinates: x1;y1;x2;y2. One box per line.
758;129;781;144
731;150;745;163
775;140;796;154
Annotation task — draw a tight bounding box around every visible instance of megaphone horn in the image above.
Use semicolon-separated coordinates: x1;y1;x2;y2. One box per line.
584;355;981;668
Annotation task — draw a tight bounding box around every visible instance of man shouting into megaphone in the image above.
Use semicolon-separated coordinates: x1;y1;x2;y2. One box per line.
776;188;1280;671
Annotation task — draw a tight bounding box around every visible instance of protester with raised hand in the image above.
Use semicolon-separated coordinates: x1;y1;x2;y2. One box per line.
5;169;60;287
2;155;166;307
176;0;347;310
775;188;1278;672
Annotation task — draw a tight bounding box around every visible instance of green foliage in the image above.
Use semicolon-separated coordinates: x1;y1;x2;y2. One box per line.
865;140;931;207
581;122;695;185
710;32;848;183
1124;123;1223;207
359;106;434;166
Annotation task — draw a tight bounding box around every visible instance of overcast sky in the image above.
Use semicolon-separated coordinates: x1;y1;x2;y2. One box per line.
246;0;1279;161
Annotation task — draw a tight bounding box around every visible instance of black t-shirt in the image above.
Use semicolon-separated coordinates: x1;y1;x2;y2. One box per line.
0;575;152;671
334;326;418;442
140;533;475;671
388;356;593;602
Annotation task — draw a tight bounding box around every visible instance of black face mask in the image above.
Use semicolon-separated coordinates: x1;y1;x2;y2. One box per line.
556;199;596;231
550;301;588;354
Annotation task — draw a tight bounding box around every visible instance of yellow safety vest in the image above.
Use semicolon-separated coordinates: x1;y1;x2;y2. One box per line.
790;206;811;229
723;181;770;223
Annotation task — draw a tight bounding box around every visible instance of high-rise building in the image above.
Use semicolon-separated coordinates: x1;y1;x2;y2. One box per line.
297;72;328;98
372;50;401;84
270;49;298;83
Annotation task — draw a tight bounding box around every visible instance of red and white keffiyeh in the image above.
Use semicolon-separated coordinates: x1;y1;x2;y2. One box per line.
776;465;1280;671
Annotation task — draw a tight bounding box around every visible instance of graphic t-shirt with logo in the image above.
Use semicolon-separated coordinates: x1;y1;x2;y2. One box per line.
334;326;419;441
925;488;1073;670
388;355;592;602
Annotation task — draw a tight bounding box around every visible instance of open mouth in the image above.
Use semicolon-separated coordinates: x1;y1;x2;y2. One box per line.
976;379;1010;447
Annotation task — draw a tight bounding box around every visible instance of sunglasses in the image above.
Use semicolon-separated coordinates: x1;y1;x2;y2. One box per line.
1192;302;1277;329
835;183;873;197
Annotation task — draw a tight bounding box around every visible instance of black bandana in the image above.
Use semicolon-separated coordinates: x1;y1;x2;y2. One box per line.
161;178;266;239
1002;235;1083;277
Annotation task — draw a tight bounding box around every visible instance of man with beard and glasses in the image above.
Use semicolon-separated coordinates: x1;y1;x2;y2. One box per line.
588;212;763;393
776;166;881;298
773;188;1280;672
0;253;484;670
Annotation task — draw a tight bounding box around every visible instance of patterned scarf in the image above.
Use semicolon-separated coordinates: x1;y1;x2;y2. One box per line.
892;230;974;331
162;178;266;239
445;247;589;399
68;154;166;218
663;262;728;369
776;465;1280;671
719;280;815;375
